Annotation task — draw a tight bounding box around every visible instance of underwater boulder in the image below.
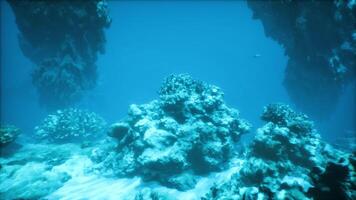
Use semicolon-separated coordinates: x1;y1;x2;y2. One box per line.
0;125;20;148
108;122;130;141
204;103;355;200
35;108;107;143
308;145;356;200
254;103;320;168
103;74;251;190
0;125;22;156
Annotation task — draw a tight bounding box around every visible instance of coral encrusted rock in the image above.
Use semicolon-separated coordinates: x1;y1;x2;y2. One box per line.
0;125;21;148
308;146;356;200
35;108;107;143
247;0;356;119
7;0;111;109
101;74;251;190
204;103;355;200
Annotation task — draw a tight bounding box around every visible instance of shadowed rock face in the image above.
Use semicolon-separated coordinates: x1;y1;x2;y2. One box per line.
0;125;20;148
7;0;111;109
97;74;251;191
204;103;355;200
247;0;356;119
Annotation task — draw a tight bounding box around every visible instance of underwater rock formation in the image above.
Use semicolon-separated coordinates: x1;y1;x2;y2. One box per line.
7;0;111;109
247;0;356;119
308;147;356;200
0;125;20;148
35;108;107;143
97;74;251;190
204;103;355;200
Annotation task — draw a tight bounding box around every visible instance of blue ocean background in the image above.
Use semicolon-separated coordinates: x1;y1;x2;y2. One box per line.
1;0;355;143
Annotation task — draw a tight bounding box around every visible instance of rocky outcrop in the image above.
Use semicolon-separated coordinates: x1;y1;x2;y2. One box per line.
247;0;356;119
7;0;111;109
308;147;356;200
0;125;20;148
204;103;355;200
96;74;251;190
35;108;107;143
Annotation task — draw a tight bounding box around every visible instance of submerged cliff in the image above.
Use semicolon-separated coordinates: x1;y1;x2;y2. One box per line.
247;0;356;119
7;0;111;109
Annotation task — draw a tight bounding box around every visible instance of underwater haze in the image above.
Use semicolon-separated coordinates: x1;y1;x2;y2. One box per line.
1;0;355;199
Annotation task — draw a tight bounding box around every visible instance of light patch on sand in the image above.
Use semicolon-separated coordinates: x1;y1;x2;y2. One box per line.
46;155;244;200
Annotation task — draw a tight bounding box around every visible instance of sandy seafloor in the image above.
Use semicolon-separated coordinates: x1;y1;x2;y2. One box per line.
0;142;244;200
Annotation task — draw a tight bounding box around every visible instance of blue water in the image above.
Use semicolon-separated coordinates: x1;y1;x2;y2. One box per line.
1;1;356;199
1;0;354;142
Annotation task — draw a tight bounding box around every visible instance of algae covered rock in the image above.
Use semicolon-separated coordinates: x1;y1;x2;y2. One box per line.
253;103;320;168
0;125;21;148
35;108;107;143
7;0;111;109
247;0;356;119
308;146;356;200
204;103;355;200
102;74;250;190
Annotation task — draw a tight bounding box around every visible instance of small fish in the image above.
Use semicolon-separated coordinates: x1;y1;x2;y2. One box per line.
253;54;261;58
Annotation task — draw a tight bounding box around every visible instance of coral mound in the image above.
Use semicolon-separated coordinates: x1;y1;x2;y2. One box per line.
35;108;107;143
205;103;355;200
103;74;251;190
255;103;318;167
0;125;21;148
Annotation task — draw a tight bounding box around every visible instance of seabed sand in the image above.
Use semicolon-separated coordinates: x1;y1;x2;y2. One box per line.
0;142;244;200
47;154;243;200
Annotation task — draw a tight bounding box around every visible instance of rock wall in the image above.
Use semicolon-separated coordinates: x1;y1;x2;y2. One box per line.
7;0;111;109
247;0;356;119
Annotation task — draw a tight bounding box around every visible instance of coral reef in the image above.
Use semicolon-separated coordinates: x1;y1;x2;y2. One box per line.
246;0;356;119
204;103;355;200
7;0;111;109
35;108;107;143
98;74;251;190
0;125;20;148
